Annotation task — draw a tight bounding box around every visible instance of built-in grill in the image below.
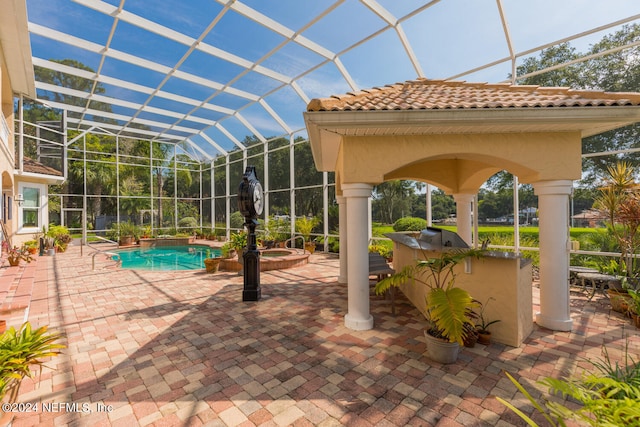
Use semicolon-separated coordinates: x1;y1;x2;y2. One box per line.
384;226;533;348
385;226;469;251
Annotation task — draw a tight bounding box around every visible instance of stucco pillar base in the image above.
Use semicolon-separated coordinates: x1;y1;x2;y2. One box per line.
535;313;573;331
343;183;374;331
344;313;374;330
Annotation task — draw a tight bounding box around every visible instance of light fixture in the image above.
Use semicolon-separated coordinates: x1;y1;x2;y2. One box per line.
14;193;24;206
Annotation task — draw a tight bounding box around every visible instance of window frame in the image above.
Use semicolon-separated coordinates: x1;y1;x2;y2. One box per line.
18;183;46;234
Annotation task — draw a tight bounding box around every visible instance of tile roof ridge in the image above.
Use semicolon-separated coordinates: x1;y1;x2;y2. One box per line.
535;86;572;94
568;88;640;101
306;78;640;111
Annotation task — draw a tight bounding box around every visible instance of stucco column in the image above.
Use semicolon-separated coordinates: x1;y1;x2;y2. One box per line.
343;183;374;331
533;180;573;331
453;193;474;246
336;195;348;284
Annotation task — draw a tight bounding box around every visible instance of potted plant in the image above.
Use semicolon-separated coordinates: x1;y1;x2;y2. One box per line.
140;225;152;239
627;289;640;328
375;248;484;363
23;240;38;255
262;216;289;248
203;249;222;273
47;225;72;253
220;242;235;259
295;216;320;253
108;221;139;246
226;231;248;273
0;322;64;426
2;243;33;267
259;219;277;249
475;297;501;345
228;231;247;254
39;226;56;256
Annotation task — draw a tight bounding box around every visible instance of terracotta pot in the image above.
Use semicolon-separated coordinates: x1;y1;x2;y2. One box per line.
0;320;6;334
204;258;221;273
0;405;13;427
119;236;134;246
0;377;22;427
7;258;20;267
477;330;492;345
304;242;316;254
632;313;640;329
608;289;632;313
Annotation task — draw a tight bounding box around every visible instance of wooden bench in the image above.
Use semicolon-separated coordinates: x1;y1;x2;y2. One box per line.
369;252;396;315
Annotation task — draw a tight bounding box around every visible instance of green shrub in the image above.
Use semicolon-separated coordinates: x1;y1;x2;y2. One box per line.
369;243;392;259
393;217;427;232
46;224;72;252
317;235;339;253
178;217;198;228
230;211;245;229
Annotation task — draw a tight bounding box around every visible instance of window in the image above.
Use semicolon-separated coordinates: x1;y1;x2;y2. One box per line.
19;185;43;231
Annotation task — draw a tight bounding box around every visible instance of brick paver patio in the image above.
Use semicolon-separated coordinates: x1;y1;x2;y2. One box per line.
1;242;638;426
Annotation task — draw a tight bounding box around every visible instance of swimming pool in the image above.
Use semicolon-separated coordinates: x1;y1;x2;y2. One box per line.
114;245;222;271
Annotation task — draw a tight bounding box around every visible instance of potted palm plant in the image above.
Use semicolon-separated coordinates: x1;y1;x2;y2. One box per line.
0;322;64;426
259;218;279;249
375;248;484;363
295;216;320;253
108;221;140;246
228;231;247;254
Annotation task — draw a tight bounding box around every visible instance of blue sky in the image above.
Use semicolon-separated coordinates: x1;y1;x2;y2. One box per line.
26;0;640;156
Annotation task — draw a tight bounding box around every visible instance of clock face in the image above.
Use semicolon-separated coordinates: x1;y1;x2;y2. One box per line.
252;182;264;216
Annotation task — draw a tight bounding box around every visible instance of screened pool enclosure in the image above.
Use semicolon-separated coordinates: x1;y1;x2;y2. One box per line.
8;0;640;250
15;96;337;245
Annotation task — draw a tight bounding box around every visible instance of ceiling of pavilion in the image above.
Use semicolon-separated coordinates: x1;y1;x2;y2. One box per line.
23;0;640;161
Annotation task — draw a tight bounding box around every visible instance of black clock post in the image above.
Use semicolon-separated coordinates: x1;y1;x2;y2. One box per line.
238;166;264;301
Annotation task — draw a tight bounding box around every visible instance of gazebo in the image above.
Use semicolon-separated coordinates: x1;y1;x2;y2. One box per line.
304;78;640;334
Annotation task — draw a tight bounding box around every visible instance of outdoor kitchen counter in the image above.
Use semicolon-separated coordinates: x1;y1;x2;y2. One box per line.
388;235;534;348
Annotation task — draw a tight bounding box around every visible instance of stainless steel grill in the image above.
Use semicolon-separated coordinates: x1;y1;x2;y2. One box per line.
385;227;469;250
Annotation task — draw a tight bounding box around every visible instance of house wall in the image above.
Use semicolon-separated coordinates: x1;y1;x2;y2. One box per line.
0;13;56;249
0;42;17;247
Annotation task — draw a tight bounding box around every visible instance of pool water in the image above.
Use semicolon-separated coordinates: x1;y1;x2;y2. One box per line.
114;245;222;271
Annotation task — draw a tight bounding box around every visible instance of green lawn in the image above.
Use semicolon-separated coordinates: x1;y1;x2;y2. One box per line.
372;224;599;244
370;223;613;270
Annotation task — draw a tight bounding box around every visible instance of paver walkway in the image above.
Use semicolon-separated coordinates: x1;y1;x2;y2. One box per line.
1;243;639;426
